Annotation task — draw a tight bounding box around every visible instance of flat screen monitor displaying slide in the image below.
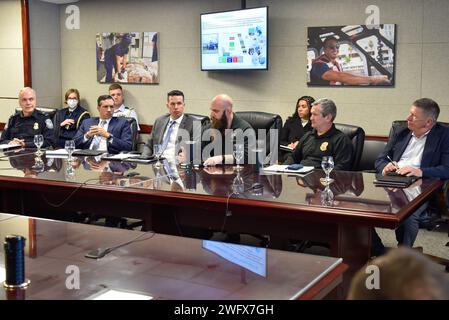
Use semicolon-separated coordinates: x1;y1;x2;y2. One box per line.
201;6;268;71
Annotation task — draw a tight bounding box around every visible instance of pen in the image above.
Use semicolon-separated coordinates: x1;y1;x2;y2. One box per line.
386;155;399;169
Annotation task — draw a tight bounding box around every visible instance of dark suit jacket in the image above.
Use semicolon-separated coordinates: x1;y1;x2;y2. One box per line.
142;113;201;157
375;123;449;179
73;117;132;154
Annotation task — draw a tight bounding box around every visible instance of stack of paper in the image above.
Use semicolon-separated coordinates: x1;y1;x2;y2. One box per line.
263;164;314;174
45;149;69;158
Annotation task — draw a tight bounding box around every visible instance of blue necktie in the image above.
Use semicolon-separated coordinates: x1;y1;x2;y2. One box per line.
161;120;175;152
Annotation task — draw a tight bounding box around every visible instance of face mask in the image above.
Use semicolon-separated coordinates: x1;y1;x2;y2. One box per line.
67;99;78;110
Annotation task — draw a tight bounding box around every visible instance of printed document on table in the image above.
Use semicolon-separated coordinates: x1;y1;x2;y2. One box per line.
263;164;314;174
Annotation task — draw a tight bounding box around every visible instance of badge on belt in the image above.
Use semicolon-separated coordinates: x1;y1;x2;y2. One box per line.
320;141;328;151
33;122;39;130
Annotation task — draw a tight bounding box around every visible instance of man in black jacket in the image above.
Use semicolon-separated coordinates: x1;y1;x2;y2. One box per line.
0;87;55;148
203;94;254;166
284;98;353;170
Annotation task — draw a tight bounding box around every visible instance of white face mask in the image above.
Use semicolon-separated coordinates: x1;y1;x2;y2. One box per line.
67;99;78;110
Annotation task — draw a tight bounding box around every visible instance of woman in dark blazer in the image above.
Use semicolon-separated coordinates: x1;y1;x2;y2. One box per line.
280;96;315;161
53;88;90;148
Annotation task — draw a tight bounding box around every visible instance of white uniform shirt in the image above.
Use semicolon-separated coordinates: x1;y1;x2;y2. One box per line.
113;104;140;131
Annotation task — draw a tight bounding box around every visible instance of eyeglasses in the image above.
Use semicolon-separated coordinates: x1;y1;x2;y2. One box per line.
325;44;340;50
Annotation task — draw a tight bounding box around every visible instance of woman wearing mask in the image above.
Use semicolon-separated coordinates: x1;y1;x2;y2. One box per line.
280;96;315;162
54;89;90;148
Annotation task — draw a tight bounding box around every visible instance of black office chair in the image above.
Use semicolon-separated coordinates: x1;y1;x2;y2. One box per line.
235;111;283;163
125;117;139;151
389;120;449;138
335;123;365;170
186;113;210;127
357;139;388;172
15;106;58;118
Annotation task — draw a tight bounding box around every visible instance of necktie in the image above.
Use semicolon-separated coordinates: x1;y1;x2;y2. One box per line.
161;120;176;152
91;120;107;150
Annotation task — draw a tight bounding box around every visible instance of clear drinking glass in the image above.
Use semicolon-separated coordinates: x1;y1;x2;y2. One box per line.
232;171;244;194
320;185;334;207
32;155;44;173
233;144;244;171
154;144;163;168
34;134;44;155
65;140;75;161
321;156;334;184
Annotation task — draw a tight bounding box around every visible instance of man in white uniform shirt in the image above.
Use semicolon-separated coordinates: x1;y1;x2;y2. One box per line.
108;83;140;131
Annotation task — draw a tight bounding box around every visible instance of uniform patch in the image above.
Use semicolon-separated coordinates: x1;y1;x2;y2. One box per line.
320;141;329;151
45;119;54;129
34;122;39;130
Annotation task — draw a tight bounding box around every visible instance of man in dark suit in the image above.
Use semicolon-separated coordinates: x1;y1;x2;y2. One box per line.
73;95;132;154
374;98;449;252
142;90;202;163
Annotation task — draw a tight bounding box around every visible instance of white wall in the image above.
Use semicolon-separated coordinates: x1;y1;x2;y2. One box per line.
18;0;449;135
29;0;62;108
0;0;24;121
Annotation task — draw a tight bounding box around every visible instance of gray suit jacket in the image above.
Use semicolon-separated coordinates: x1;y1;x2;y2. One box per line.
142;113;202;158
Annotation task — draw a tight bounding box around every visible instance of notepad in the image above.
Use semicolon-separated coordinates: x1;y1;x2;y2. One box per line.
373;173;419;188
88;289;153;300
0;144;21;151
280;145;294;152
72;149;105;157
122;156;158;164
101;153;143;161
263;164;314;174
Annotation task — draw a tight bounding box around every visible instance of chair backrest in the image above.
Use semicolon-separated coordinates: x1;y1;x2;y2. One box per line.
15;106;58;119
185;113;210;127
235;111;283;156
125;117;138;151
357;139;387;172
334;123;365;170
389;120;449;139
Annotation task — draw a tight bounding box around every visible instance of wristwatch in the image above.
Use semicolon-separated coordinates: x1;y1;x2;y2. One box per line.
107;133;113;142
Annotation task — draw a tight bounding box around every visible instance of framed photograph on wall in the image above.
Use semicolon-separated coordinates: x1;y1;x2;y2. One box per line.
307;24;396;87
96;32;159;84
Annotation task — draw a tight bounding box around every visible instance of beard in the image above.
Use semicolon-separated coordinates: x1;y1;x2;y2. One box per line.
211;112;228;133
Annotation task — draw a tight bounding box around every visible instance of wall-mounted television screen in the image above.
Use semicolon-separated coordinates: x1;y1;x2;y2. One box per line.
201;6;268;71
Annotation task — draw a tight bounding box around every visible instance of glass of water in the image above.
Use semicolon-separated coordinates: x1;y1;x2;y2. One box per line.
320;185;334;207
232;171;244;194
321;156;334;184
65;140;75;161
233;144;244;171
154;144;163;168
34;134;44;156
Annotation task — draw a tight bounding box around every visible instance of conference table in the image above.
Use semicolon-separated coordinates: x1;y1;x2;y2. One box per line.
0;149;443;293
0;213;347;300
